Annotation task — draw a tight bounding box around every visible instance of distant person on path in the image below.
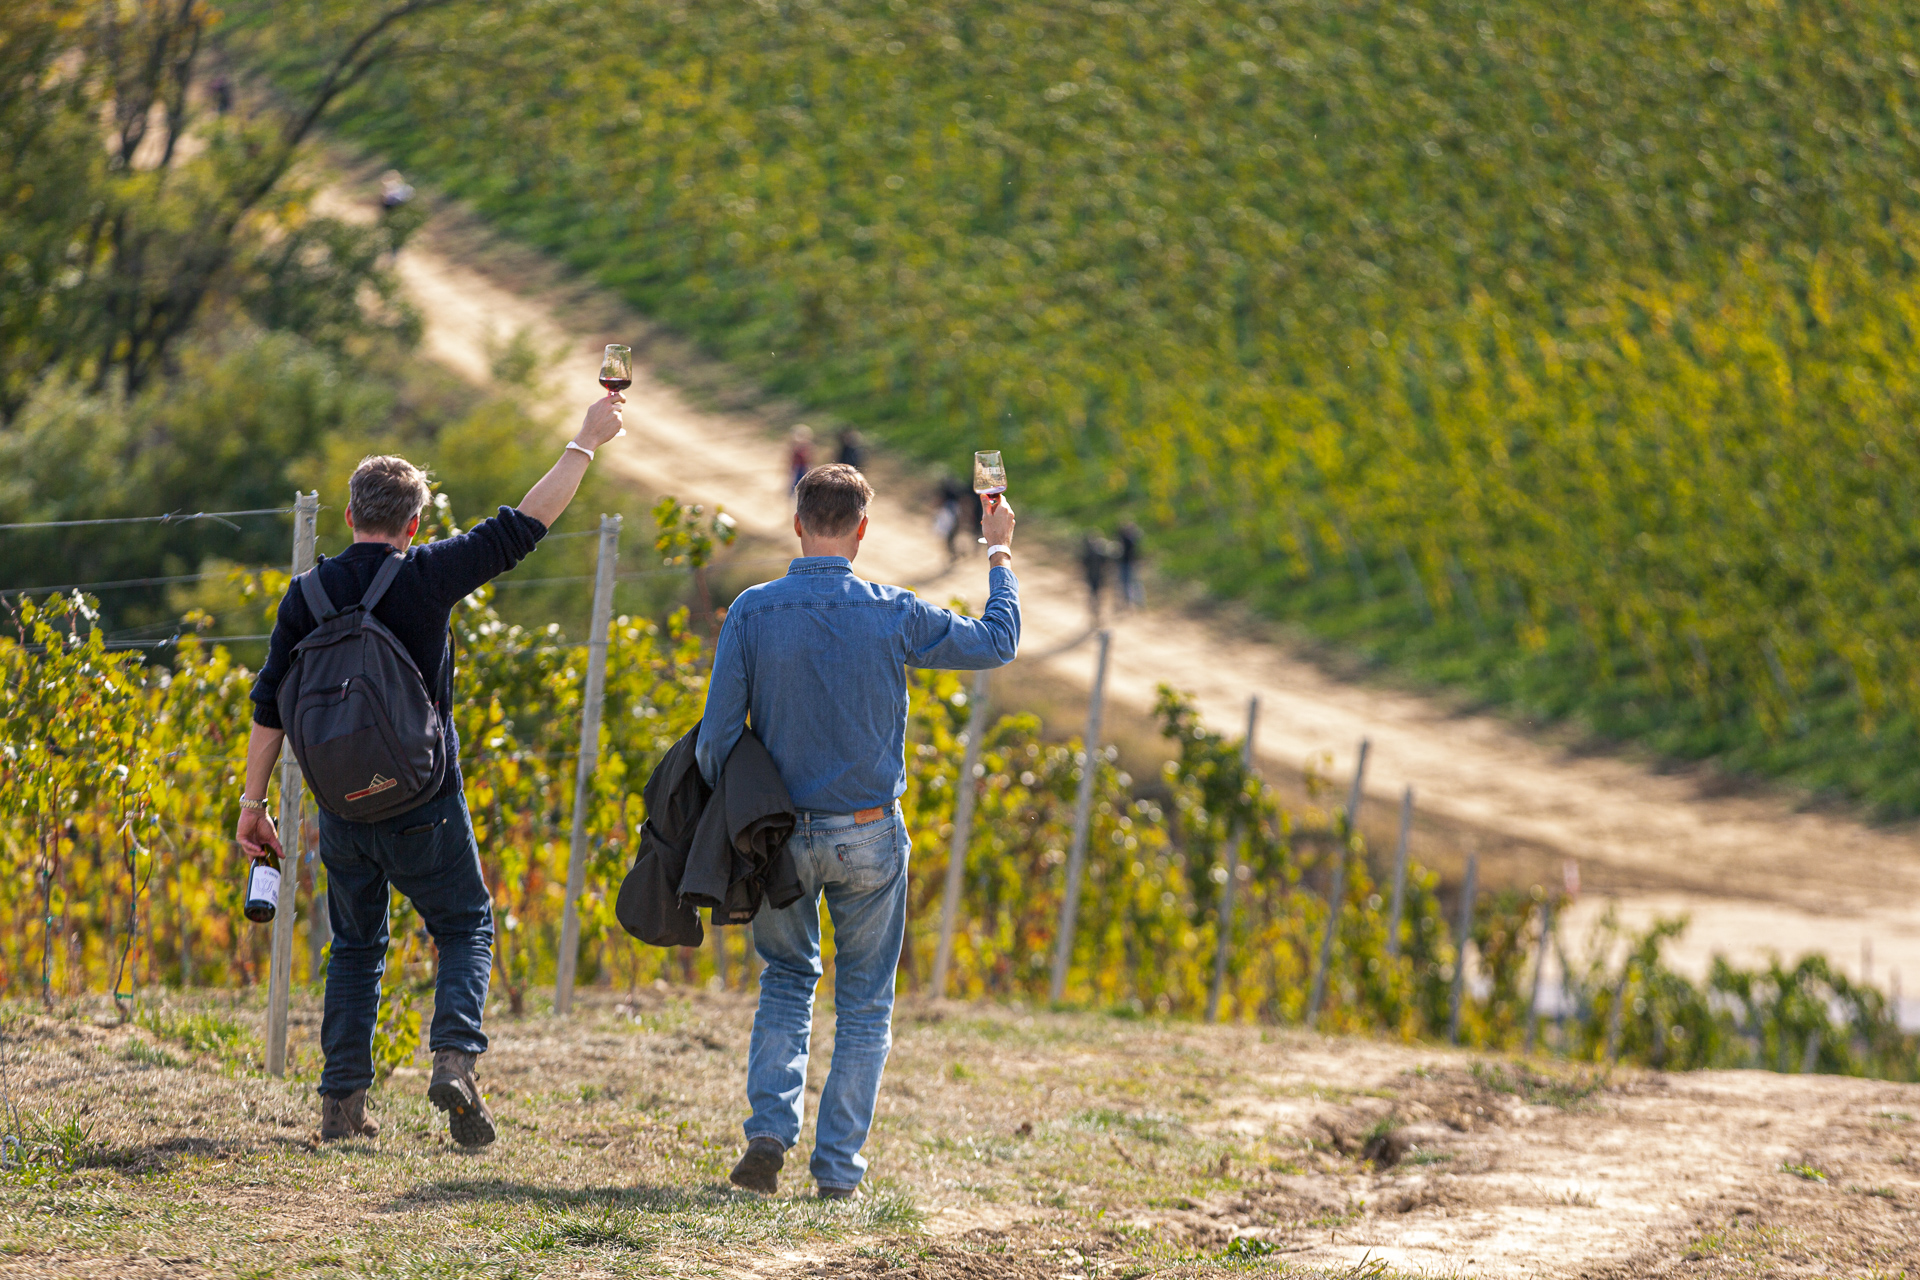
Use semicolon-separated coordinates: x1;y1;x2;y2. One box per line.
236;393;626;1148
378;170;416;259
379;170;414;214
1116;520;1143;611
210;75;233;116
1082;532;1110;624
703;464;1020;1199
835;428;864;469
934;474;965;562
788;425;814;492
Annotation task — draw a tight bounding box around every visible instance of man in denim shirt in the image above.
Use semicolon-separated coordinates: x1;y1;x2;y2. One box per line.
699;463;1020;1198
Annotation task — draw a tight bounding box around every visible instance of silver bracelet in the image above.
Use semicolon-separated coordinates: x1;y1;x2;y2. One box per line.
238;796;271;812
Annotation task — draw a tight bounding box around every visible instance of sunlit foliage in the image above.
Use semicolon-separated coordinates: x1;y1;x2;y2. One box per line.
6;587;1914;1076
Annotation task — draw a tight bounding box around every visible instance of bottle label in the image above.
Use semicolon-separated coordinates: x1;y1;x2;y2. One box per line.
248;863;281;904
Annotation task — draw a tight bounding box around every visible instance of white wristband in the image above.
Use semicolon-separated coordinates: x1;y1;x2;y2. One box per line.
565;441;595;462
986;544;1012;560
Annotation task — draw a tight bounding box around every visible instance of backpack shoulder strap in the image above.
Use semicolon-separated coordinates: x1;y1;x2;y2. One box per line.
359;552;406;612
299;565;339;622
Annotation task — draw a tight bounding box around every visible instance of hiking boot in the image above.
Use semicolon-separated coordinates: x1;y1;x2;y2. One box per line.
428;1048;497;1148
729;1137;785;1194
319;1089;380;1141
816;1184;861;1201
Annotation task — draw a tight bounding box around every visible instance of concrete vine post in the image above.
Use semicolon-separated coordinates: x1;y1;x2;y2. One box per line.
1448;851;1479;1045
1049;630;1110;1004
266;491;318;1077
1205;696;1260;1024
933;669;991;999
1307;738;1369;1025
1525;897;1555;1055
1384;786;1413;960
1606;956;1631;1065
555;513;621;1017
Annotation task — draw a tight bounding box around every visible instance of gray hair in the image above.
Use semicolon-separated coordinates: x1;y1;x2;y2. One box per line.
348;455;431;536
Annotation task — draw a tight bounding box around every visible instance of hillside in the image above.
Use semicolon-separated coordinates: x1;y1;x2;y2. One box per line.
317;156;1920;998
227;0;1920;811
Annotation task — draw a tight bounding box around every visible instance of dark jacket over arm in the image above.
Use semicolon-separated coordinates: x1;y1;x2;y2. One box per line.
614;724;799;947
680;730;802;918
615;730;709;948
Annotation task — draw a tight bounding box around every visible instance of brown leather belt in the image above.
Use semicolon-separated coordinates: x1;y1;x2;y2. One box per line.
852;806;886;824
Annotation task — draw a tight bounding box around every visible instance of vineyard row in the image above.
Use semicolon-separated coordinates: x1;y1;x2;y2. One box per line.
4;581;1915;1080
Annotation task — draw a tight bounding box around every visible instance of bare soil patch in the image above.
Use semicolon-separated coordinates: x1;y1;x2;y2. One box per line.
4;994;1917;1278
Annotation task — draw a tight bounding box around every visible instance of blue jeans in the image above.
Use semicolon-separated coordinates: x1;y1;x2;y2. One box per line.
745;805;909;1191
316;788;493;1098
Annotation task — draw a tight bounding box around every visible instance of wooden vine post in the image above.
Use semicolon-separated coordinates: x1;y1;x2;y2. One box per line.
266;491;318;1077
932;669;991;998
555;513;621;1017
1307;738;1369;1025
1205;696;1259;1024
1049;630;1110;1004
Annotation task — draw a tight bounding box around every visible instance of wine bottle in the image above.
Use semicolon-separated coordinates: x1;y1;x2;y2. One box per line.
243;853;282;924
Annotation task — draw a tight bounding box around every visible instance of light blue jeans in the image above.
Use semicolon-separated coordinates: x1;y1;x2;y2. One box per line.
744;805;909;1191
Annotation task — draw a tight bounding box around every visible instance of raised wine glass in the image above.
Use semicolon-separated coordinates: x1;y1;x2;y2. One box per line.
599;344;632;436
973;449;1006;544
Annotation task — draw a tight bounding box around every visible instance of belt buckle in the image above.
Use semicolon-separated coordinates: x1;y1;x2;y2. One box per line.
852;806;885;824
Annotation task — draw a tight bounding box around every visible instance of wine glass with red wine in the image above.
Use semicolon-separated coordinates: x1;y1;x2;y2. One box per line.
600;344;632;394
599;344;631;436
973;449;1006;544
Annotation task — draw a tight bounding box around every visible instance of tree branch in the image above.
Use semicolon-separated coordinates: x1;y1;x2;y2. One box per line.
231;0;459;215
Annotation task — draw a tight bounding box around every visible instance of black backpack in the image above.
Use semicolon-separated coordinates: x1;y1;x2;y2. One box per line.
277;553;447;823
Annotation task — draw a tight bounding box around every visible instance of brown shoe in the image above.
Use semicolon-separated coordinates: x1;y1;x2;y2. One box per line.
319;1089;379;1141
729;1137;785;1194
428;1048;497;1148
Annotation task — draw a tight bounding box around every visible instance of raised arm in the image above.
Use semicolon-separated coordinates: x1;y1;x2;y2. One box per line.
413;395;632;605
517;394;627;528
906;497;1019;670
906;575;1020;670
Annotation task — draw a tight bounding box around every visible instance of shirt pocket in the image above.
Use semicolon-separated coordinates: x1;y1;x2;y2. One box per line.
832;816;902;893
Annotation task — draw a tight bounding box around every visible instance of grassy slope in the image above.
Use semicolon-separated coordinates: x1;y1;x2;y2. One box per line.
6;992;1920;1278
232;0;1920;811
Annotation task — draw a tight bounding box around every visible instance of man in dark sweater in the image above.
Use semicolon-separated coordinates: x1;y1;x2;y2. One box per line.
237;393;625;1146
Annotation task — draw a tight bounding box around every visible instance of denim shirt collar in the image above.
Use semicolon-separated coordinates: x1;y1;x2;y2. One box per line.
786;556;852;576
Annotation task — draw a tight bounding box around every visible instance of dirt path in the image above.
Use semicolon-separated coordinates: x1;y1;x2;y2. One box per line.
314;160;1920;992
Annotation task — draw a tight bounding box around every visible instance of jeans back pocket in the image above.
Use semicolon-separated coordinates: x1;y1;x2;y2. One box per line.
387;813;450;879
832;817;902;893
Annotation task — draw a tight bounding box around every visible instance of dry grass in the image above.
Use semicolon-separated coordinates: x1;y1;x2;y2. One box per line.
3;990;1919;1278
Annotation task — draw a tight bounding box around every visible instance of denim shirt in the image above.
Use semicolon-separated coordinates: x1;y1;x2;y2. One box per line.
695;556;1020;814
